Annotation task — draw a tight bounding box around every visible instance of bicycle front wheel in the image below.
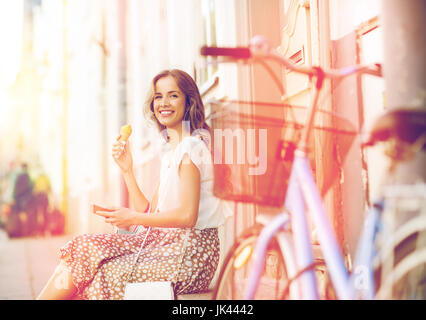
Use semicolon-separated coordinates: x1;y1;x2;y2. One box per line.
213;224;288;300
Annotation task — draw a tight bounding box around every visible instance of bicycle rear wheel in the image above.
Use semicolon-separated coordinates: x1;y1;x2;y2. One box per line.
374;184;426;299
375;229;426;299
213;224;288;300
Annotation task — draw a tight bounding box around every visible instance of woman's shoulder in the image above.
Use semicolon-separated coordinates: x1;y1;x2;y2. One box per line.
179;134;210;151
173;134;212;169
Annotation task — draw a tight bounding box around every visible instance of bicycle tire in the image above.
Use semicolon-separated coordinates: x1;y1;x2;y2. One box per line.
213;224;288;300
213;224;336;299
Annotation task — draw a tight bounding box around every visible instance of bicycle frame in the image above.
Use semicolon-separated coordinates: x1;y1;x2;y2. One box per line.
243;153;342;299
244;148;385;300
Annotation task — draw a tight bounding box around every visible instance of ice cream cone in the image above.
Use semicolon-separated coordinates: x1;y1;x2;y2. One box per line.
119;124;132;141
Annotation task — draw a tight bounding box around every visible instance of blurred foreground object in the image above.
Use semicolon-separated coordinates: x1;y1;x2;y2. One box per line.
382;0;426;183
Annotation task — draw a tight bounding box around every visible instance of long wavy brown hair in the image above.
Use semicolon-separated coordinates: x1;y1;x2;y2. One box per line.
143;69;211;142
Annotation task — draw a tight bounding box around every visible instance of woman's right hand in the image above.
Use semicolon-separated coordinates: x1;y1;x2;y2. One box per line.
112;135;133;173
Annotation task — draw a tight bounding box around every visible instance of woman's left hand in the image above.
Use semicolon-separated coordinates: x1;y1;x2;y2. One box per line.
94;206;137;229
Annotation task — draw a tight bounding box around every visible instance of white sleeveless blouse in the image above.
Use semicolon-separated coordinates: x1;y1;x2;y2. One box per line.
157;135;232;229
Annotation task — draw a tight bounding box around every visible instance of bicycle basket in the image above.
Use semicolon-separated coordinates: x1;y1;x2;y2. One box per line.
208;99;358;208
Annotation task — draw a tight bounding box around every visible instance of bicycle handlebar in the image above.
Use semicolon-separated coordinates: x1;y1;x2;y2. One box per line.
201;39;382;152
200;45;382;80
200;46;252;59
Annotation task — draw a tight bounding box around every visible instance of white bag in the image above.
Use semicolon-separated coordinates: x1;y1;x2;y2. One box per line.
124;281;175;300
123;227;190;300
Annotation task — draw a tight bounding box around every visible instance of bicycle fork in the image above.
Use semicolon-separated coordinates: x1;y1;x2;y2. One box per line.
244;155;353;300
244;212;290;300
244;157;319;300
295;155;352;299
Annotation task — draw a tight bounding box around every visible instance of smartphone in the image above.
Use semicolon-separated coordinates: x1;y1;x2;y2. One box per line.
92;204;115;214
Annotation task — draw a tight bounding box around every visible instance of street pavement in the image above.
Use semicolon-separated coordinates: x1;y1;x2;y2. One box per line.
0;229;73;300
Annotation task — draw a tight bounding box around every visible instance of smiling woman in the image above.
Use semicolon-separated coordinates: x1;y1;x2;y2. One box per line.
36;69;232;300
153;76;187;133
144;69;211;143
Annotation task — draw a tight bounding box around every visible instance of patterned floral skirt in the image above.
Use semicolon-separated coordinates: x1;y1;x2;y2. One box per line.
59;227;219;300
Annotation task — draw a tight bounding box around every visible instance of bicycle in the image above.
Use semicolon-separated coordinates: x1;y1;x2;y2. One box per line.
200;36;426;299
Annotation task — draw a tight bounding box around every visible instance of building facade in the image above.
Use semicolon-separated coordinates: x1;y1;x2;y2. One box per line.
18;0;386;269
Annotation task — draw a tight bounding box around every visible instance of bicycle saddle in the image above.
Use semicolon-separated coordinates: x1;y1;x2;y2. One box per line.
364;107;426;150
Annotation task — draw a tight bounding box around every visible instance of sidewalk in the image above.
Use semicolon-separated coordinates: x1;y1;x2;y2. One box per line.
0;229;72;300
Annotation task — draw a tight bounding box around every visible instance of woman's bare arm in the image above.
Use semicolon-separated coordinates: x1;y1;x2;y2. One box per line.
112;138;149;212
98;154;200;229
122;168;150;213
133;154;200;228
